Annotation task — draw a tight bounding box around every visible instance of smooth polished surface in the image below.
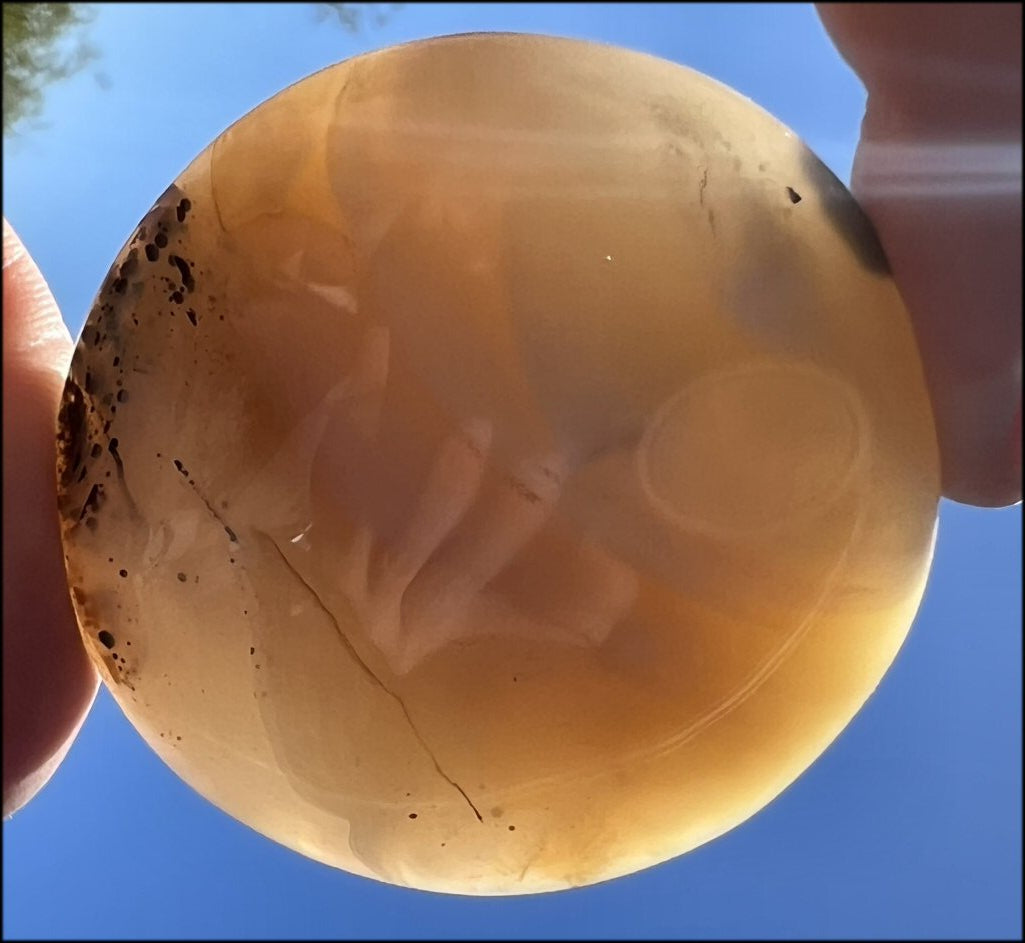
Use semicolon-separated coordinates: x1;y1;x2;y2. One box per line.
56;33;939;894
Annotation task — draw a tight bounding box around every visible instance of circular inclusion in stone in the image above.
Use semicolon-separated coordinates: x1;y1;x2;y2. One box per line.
56;34;939;894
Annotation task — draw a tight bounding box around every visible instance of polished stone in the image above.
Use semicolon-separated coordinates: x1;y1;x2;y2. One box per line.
56;33;940;894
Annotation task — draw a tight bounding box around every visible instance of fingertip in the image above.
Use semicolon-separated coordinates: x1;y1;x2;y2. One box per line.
3;218;98;818
3;682;98;820
3;217;74;379
821;8;1022;510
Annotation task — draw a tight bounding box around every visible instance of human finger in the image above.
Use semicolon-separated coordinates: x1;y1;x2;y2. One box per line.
3;218;99;818
817;2;1022;507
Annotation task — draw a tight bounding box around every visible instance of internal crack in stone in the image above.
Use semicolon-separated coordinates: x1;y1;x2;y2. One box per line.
262;533;484;824
172;459;239;545
518;842;546;884
208;172;229;235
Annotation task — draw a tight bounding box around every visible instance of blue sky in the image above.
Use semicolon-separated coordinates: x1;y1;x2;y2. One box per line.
2;3;1021;939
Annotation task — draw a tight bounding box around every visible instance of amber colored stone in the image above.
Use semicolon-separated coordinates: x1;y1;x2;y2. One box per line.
56;34;939;894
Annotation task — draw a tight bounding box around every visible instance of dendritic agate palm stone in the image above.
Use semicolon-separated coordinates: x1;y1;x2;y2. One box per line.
56;34;940;894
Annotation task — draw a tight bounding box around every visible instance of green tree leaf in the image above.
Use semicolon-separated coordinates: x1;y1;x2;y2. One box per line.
3;2;96;135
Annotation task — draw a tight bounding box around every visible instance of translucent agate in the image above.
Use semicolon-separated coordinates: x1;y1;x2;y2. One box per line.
56;34;940;894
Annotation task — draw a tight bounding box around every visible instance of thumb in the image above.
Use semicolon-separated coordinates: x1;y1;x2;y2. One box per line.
817;3;1022;507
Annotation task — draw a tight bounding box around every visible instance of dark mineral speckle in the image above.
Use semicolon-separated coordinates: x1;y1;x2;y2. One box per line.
799;147;889;274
